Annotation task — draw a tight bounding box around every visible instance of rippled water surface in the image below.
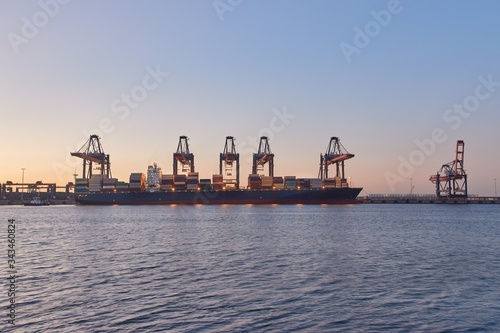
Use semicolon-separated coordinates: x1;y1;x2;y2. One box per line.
2;204;500;332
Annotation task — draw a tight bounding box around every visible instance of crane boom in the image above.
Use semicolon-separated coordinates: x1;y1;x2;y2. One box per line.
70;135;111;179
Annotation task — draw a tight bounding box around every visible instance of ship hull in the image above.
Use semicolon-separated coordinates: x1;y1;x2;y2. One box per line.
75;188;363;205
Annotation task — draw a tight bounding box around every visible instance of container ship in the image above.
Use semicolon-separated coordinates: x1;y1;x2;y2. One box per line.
72;135;362;205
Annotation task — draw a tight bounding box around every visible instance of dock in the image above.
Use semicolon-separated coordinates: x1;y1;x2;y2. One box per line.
362;194;500;204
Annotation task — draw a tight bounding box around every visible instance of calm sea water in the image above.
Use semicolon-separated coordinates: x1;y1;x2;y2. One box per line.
1;204;500;332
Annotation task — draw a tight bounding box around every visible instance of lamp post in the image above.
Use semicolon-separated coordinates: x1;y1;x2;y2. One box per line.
495;178;497;198
21;168;25;201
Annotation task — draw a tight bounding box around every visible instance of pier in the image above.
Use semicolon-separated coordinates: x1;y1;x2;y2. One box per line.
1;180;499;206
0;181;75;205
362;194;500;204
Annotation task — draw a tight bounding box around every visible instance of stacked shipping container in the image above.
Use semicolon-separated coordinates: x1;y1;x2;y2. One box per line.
76;167;349;193
284;176;296;189
116;181;129;192
102;178;117;192
273;177;284;189
129;173;146;191
248;174;261;189
161;174;173;191
75;178;88;193
187;172;199;190
261;176;273;189
310;178;323;189
89;175;104;192
174;174;187;190
199;179;212;191
212;174;224;190
296;178;310;189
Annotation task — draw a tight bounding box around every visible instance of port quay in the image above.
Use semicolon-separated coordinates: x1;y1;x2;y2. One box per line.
363;194;499;204
0;181;74;205
2;187;499;205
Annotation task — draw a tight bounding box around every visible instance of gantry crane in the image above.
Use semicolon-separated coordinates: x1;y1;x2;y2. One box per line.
252;136;274;177
173;136;194;175
318;137;354;180
70;135;111;179
429;140;468;198
220;136;240;188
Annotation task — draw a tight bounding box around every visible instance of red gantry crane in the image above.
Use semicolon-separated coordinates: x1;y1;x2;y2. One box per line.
429;140;468;198
173;136;194;175
318;136;354;180
252;136;274;177
220;136;240;188
70;135;111;179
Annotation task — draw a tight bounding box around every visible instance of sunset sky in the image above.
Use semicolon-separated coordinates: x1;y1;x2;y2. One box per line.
1;0;499;195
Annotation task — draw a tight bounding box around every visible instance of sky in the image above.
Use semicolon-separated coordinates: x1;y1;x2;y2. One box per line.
1;0;499;196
